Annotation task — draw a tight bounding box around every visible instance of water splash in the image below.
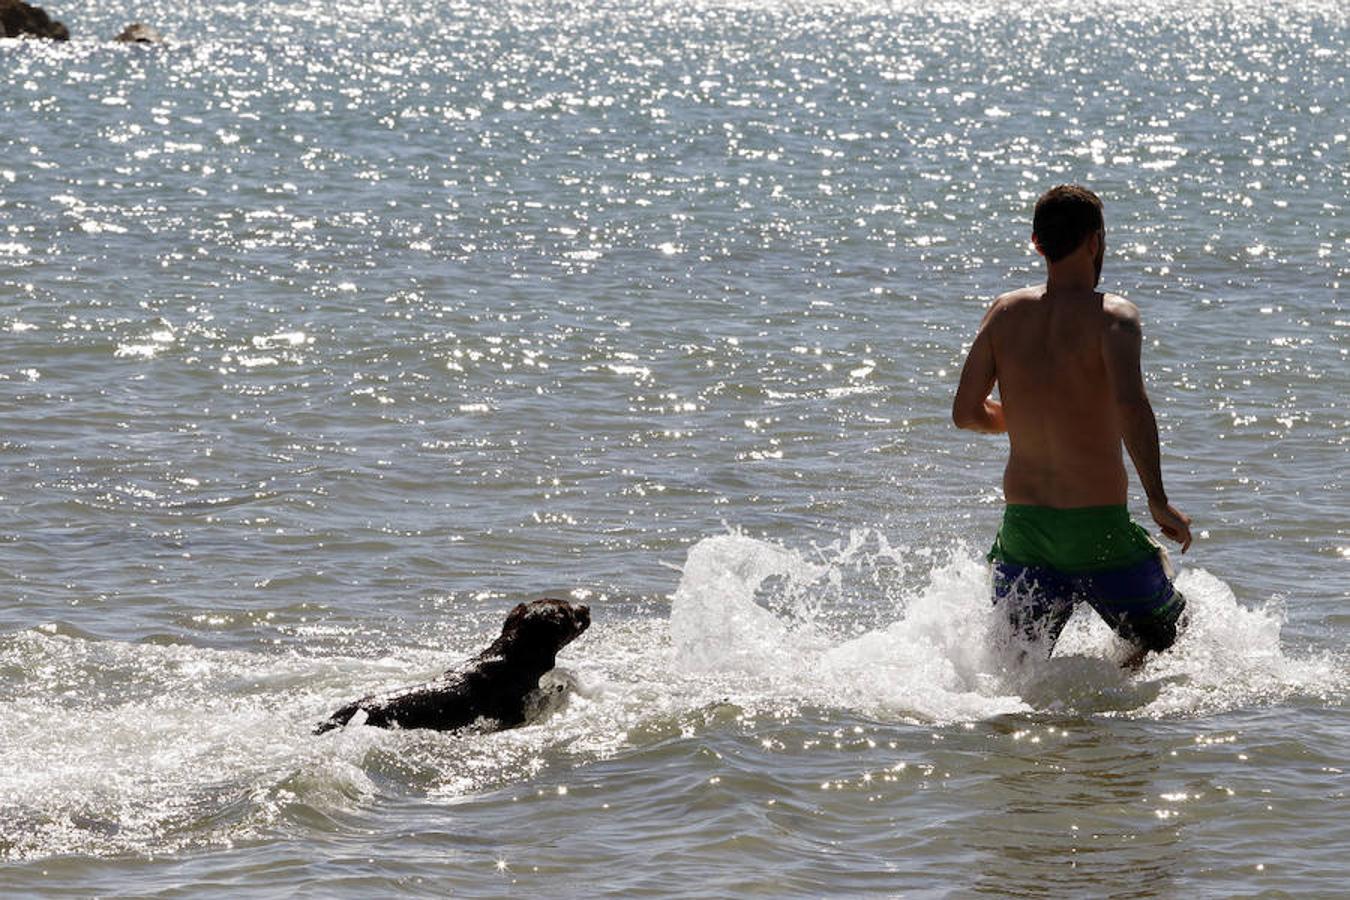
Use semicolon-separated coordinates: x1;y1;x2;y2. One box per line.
670;531;1346;723
1137;569;1341;717
0;630;382;858
0;615;715;860
0;530;1342;860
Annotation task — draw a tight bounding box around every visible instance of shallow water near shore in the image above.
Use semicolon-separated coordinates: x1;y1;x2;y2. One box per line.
2;0;1347;895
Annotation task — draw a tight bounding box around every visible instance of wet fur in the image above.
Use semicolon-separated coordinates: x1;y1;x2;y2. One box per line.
315;598;590;734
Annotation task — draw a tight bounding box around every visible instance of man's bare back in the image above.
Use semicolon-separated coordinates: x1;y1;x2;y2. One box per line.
964;285;1134;507
952;187;1191;549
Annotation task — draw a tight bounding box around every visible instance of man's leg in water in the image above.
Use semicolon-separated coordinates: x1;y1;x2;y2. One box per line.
992;562;1076;660
1080;552;1187;663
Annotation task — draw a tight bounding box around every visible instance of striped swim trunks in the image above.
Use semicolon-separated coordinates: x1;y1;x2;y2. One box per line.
989;504;1186;655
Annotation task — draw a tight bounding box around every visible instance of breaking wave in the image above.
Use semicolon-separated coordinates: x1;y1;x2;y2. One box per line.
0;529;1342;859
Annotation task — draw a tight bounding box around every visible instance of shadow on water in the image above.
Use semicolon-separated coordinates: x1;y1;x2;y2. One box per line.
1010;655;1178;714
964;716;1185;898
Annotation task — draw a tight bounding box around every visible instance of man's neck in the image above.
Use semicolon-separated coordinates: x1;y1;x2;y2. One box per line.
1044;264;1098;295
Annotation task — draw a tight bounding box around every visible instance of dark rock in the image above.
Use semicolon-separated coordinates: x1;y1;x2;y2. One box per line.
0;0;69;40
315;598;591;734
114;23;163;44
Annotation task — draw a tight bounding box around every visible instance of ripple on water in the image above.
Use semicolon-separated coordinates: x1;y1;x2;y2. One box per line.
0;0;1346;892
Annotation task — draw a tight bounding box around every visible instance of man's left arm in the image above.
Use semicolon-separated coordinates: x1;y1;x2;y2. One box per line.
952;304;1006;434
1102;296;1193;552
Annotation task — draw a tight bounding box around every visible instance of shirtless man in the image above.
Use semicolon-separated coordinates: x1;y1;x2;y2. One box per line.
952;184;1192;659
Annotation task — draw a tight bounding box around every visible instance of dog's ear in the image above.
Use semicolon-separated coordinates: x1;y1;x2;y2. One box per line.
501;602;531;633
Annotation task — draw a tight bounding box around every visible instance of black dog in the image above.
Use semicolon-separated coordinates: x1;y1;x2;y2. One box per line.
315;598;590;734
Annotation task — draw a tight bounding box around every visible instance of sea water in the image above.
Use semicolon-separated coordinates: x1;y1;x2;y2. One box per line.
0;0;1346;895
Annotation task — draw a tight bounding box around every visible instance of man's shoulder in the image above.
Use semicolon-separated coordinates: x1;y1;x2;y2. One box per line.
985;286;1043;323
1100;293;1141;331
993;286;1044;307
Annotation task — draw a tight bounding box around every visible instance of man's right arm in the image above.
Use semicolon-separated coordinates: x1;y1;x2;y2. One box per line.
952;299;1006;434
1102;298;1193;551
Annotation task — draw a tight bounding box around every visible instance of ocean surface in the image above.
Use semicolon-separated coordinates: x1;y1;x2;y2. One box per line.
1;0;1347;895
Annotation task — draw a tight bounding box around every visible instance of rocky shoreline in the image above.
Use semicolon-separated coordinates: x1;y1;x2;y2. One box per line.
0;0;68;40
1;0;162;42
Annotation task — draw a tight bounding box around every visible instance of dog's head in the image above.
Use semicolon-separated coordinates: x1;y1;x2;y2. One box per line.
494;598;590;661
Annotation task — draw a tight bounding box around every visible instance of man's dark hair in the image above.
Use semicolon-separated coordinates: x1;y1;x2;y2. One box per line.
1033;185;1104;262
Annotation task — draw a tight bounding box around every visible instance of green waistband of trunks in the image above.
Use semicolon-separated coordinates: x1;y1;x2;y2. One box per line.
987;504;1159;573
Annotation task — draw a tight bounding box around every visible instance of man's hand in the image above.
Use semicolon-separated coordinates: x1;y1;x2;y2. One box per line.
1148;498;1192;553
982;398;1006;433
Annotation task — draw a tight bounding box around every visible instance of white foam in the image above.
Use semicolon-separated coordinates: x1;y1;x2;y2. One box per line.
1136;569;1342;717
0;634;384;858
672;532;1030;721
669;530;1346;724
0;532;1341;859
114;343;159;359
0;619;714;859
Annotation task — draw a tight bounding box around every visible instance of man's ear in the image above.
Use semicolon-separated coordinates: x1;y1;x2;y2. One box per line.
1031;233;1045;257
